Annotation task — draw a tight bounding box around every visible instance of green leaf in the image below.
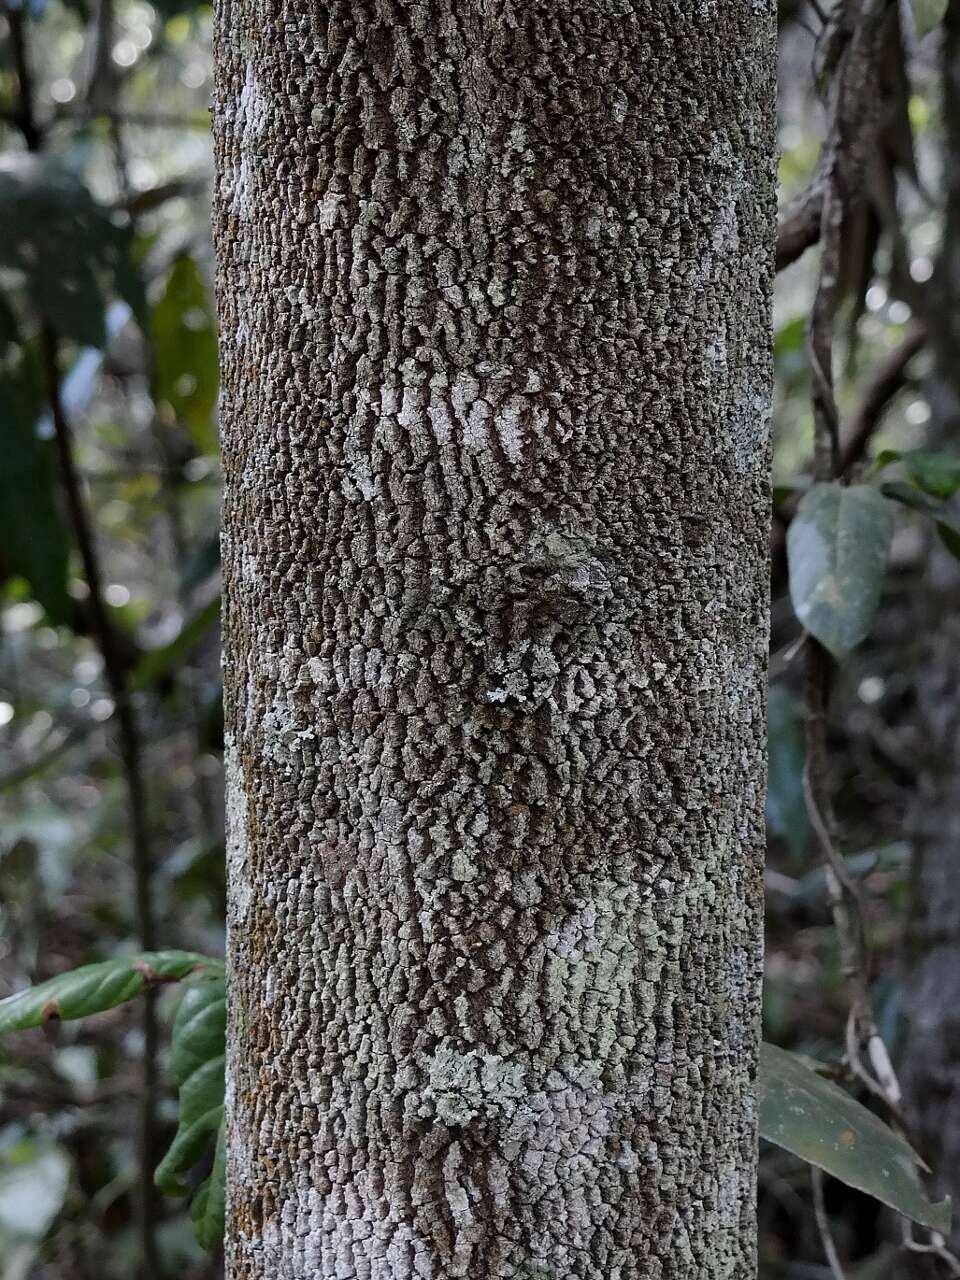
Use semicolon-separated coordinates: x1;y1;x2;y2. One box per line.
190;1121;226;1251
767;685;808;859
903;450;960;500
788;482;894;660
155;978;225;1193
0;952;221;1033
0;155;143;347
912;0;948;36
870;449;903;475
131;596;220;690
874;449;960;500
0;311;70;621
155;977;226;1251
759;1042;951;1233
151;254;219;450
937;517;960;560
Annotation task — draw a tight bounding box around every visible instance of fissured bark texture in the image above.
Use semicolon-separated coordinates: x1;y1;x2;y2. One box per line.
212;3;776;1276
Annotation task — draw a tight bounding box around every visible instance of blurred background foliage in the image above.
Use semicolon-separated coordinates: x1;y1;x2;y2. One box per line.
0;0;958;1276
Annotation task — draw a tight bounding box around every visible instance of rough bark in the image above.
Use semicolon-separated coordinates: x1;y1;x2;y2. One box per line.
899;1;960;1252
212;3;776;1277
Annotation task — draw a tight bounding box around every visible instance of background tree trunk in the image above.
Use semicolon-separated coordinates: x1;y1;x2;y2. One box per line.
899;0;960;1254
212;3;776;1276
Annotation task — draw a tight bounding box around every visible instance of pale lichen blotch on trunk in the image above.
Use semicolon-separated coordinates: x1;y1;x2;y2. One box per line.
213;2;776;1276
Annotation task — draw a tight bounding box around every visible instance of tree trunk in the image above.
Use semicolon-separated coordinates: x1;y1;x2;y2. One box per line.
212;4;776;1276
899;1;960;1252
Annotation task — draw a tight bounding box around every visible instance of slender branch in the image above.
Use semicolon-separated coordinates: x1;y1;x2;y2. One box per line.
839;321;927;476
41;330;162;1280
777;180;825;273
812;1168;848;1280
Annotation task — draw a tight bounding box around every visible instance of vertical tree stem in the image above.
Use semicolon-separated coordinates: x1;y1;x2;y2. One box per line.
41;330;161;1280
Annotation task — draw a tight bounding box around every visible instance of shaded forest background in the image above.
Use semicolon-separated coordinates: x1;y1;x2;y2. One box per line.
1;0;960;1276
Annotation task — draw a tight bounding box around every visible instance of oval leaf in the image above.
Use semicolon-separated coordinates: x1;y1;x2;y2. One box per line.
151;253;219;450
190;1120;226;1251
759;1042;951;1233
903;450;960;500
912;0;948;36
0;155;144;346
0;952;221;1033
787;482;894;659
155;976;226;1253
0;323;70;622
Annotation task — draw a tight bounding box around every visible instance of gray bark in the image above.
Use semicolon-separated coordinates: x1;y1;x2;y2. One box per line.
212;3;776;1276
899;1;960;1250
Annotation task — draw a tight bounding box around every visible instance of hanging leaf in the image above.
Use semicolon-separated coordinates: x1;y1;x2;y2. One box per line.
154;976;227;1251
766;685;808;860
0;155;145;347
759;1042;951;1233
190;1120;226;1250
0;952;220;1033
911;0;948;37
787;482;894;660
0;302;70;621
151;253;219;451
155;977;225;1195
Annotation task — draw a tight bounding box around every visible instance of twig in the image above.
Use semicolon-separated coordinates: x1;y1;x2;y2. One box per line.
777;180;825;272
839;321;927;475
812;1167;848;1280
902;1222;960;1278
41;331;162;1280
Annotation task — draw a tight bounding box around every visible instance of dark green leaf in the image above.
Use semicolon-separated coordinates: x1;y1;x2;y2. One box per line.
875;449;960;500
787;482;894;660
155;977;225;1194
759;1042;951;1233
0;155;142;346
151;254;219;450
190;1121;226;1251
767;685;808;859
155;976;226;1252
936;517;960;560
131;596;220;690
0;315;70;621
869;449;903;475
0;952;221;1034
903;450;960;500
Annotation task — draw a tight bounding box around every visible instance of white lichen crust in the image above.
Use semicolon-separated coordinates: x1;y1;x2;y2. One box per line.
212;1;776;1276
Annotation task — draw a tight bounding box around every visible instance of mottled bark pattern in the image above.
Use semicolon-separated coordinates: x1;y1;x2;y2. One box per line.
213;2;775;1276
900;2;960;1250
